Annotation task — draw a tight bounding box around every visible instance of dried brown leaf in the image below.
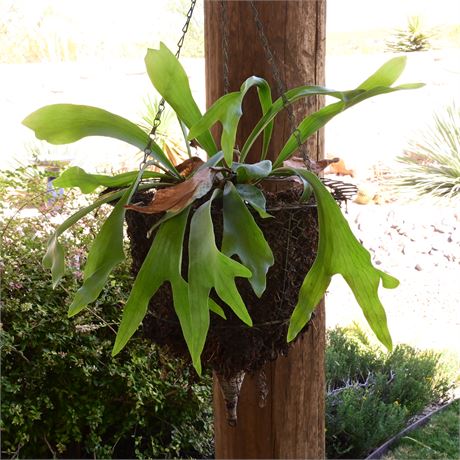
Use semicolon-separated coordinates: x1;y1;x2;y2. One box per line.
164;143;178;164
284;157;340;173
176;156;204;177
125;167;215;214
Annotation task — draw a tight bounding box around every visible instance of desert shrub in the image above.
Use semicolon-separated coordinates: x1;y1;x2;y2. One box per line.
1;167;213;459
326;387;407;458
380;345;453;415
326;322;381;390
395;103;460;200
325;326;455;459
386;16;434;53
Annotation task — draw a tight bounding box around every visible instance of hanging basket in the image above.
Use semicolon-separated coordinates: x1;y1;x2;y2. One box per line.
125;180;318;379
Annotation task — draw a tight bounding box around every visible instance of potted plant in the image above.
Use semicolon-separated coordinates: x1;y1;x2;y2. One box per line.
23;43;422;419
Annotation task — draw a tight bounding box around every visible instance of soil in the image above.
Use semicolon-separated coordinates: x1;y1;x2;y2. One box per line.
125;184;319;377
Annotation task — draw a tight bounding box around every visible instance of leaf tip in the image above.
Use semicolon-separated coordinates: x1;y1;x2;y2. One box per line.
111;342;121;357
379;271;400;289
193;358;202;376
381;332;393;353
286;322;298;343
68;299;85;317
22;114;32;128
51;279;60;290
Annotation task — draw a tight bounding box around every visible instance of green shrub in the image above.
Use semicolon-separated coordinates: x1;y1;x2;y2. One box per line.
325;326;455;459
326;387;407;458
381;345;453;415
1;168;213;459
326;322;381;390
395;103;460;200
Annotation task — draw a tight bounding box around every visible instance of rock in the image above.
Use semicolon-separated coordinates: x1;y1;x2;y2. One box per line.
373;193;383;205
415;240;433;254
354;183;378;205
355;190;372;205
415;264;423;271
432;224;447;234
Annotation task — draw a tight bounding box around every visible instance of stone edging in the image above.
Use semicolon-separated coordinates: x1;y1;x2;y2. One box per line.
365;398;458;459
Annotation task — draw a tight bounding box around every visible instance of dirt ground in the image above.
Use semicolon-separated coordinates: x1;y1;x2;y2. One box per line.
325;200;460;357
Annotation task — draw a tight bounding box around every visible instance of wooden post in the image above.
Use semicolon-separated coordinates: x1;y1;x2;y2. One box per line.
204;1;326;458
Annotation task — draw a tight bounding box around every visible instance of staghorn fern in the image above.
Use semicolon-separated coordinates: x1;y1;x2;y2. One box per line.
396;103;460;200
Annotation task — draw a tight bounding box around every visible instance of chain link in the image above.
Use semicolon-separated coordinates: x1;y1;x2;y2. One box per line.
220;0;230;94
141;0;197;171
248;1;311;168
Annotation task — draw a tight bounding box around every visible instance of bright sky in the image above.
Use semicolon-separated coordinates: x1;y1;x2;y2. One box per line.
327;0;460;31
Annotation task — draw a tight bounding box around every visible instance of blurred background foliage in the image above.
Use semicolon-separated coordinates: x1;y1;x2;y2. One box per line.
0;0;204;63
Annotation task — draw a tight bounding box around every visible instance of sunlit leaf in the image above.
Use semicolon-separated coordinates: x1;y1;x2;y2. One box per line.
242;56;423;164
208;300;226;319
273;102;345;168
112;208;190;353
358;56;407;90
22;104;177;174
188;190;252;371
189;76;272;165
274;81;423;167
43;186;145;287
241;86;352;161
53;166;164;193
67;181;139;317
145;43;218;156
234;160;272;183
282;168;398;350
112;207;225;374
222;182;274;297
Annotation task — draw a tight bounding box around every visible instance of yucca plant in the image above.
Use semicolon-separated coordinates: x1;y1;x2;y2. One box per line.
396;103;460;200
23;43;423;375
386;16;434;53
140;94;190;166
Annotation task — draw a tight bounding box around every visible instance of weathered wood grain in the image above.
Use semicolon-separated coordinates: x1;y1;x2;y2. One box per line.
204;1;326;458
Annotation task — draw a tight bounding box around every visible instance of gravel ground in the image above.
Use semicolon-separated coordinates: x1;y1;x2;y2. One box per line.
326;200;460;355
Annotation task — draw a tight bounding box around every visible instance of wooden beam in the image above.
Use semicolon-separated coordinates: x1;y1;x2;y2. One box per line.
204;1;326;458
204;0;326;164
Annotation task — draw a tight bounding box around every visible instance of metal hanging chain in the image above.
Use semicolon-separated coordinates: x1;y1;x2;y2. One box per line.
248;0;312;169
220;0;230;94
142;0;197;171
220;2;353;207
